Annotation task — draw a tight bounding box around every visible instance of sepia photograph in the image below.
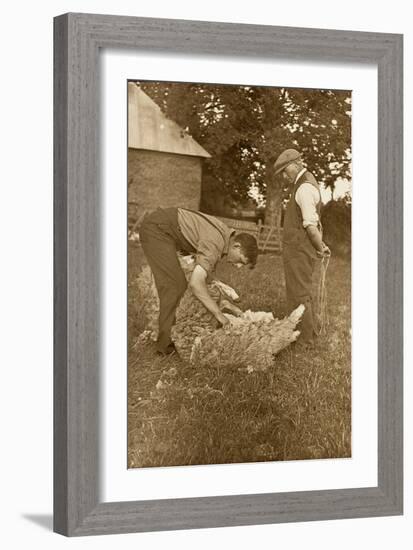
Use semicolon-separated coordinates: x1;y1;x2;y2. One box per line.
127;79;352;469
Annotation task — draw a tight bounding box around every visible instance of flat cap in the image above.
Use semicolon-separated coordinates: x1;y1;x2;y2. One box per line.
273;149;302;175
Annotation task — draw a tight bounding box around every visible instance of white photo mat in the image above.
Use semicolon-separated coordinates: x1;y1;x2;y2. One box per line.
101;49;377;503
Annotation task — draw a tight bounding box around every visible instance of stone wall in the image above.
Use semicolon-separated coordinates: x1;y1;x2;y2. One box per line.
128;149;202;222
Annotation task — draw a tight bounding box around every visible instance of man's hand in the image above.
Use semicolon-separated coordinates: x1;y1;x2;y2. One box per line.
305;226;331;258
305;225;324;253
220;298;242;317
317;243;331;258
216;312;230;328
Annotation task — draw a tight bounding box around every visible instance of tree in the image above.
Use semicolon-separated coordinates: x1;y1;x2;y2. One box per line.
321;195;352;257
137;81;351;224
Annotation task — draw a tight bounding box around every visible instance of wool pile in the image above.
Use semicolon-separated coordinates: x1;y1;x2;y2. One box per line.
187;306;304;369
135;255;304;369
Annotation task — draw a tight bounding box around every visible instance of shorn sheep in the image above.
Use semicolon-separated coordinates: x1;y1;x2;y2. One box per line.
135;255;304;370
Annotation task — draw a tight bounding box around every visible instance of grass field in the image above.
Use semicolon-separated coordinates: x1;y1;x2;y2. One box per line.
127;243;351;468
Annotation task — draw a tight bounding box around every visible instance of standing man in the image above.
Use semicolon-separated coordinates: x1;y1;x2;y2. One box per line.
139;207;258;355
273;149;330;346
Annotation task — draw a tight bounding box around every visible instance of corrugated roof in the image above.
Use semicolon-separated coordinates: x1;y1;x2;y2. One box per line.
128;83;211;158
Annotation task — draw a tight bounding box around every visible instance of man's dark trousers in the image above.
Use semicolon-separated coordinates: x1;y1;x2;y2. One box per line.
282;170;321;344
283;248;316;343
139;208;195;353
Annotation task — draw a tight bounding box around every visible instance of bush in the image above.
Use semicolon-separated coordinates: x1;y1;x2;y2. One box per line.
321;197;351;257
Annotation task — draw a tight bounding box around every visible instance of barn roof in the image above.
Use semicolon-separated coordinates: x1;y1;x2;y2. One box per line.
128;83;211;158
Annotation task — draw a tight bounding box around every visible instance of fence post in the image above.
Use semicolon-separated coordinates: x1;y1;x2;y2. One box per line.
262;226;275;252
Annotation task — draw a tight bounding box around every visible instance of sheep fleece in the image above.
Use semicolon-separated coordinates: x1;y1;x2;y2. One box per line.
137;263;303;369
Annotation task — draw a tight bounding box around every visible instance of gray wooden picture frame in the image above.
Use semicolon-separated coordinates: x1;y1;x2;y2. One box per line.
53;13;403;537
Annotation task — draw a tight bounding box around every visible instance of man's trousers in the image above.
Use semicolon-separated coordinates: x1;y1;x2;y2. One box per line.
139;208;194;353
282;248;317;343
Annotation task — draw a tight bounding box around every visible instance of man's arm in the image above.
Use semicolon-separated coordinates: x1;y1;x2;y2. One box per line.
305;225;330;256
296;184;330;256
188;265;229;326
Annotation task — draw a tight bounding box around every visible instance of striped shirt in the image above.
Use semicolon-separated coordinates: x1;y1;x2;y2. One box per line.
177;208;234;274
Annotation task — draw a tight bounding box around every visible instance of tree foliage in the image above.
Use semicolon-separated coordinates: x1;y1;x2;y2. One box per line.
137;81;351;222
321;195;352;257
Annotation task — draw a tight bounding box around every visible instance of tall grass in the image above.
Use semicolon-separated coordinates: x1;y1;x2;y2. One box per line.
128;245;351;467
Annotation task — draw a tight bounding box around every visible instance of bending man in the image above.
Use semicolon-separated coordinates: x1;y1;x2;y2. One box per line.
139;207;259;355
